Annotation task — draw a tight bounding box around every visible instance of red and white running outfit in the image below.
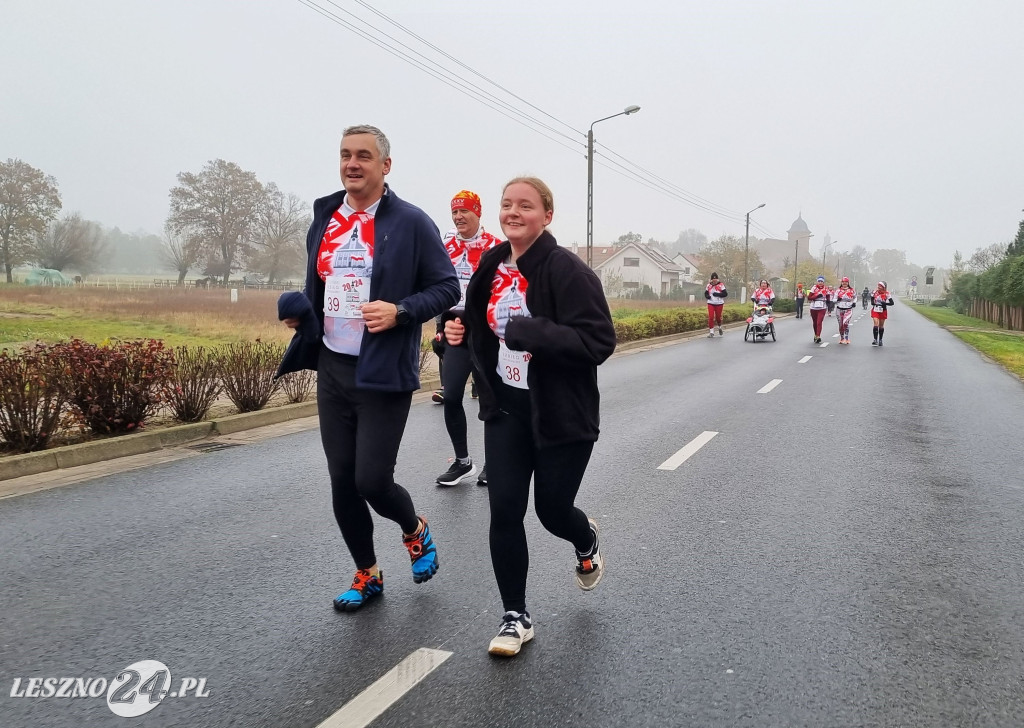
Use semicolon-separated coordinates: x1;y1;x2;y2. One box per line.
835;286;857;339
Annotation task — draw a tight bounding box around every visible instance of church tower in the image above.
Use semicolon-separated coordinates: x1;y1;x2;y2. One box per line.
788;213;812;261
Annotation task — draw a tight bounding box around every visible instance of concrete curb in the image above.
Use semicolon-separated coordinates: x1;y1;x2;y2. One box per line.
0;403;313;482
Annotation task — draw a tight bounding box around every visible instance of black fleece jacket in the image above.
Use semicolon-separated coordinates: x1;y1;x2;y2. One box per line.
463;231;616;447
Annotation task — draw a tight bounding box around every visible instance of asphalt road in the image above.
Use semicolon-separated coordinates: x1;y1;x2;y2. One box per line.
2;303;1023;727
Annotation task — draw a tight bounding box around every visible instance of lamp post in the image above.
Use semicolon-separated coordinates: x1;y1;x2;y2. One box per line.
587;104;641;267
743;203;765;290
821;240;837;276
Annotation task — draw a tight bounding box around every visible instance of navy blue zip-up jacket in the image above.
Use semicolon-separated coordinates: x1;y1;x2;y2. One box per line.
275;185;460;391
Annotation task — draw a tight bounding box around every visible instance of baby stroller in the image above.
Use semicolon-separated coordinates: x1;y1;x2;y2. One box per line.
744;304;776;342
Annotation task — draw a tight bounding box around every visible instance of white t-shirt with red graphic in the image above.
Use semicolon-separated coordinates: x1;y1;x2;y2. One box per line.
442;227;501;309
835;286;857;309
317;196;380;355
487;260;532;390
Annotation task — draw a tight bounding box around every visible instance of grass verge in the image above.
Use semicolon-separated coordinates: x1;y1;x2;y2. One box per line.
910;303;1024;379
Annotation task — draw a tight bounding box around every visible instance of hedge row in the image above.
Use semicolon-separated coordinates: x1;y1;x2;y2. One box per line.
948;254;1024;312
613;304;753;343
0;339;310;454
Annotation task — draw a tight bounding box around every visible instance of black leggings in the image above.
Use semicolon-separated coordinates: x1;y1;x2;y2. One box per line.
484;401;595;614
317;348;419;569
440;342;474;459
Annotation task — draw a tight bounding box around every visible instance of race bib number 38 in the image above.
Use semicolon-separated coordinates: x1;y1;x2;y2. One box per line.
497;340;530;390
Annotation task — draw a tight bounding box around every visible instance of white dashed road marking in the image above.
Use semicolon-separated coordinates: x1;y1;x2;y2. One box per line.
819;342;829;348
316;648;452;728
757;379;783;394
658;431;719;471
798;356;813;363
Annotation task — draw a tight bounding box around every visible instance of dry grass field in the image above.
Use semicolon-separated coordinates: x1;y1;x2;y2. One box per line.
0;285;293;348
0;285;443;382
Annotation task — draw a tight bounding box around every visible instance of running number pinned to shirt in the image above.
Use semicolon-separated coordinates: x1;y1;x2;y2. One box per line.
325;274;369;319
498;340;530;389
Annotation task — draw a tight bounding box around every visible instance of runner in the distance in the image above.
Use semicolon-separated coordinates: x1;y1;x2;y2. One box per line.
435;190;501;487
834;276;857;344
751;279;775;307
870;280;895;346
806;275;829;344
705;272;728;337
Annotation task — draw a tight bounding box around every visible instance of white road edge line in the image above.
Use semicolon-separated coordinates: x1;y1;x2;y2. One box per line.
316;648;453;728
757;379;783;394
798;355;813;364
657;431;719;471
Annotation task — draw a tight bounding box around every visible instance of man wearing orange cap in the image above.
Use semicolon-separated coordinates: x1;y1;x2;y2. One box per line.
435;190;501;487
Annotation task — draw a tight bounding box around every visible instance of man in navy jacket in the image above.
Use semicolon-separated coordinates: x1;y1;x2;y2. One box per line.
278;125;459;612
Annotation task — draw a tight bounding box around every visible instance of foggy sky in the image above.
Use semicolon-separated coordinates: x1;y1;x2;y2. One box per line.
3;0;1022;268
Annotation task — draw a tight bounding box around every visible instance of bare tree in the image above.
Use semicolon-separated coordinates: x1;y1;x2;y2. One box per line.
871;248;909;284
0;159;62;282
159;224;202;285
167;159;264;283
615;231;643;247
249;183;309;284
967;242;1008;273
32;213;107;274
674;228;708;256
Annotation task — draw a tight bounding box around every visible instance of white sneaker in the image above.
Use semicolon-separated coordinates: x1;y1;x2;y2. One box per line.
575;518;604;591
488;611;534;656
707;329;715;338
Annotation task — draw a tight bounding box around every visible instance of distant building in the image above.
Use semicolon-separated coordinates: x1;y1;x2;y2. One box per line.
671;252;702;283
750;213;814;275
572;241;686;296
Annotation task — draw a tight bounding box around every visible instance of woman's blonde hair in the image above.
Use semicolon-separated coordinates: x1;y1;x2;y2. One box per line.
502;176;554;214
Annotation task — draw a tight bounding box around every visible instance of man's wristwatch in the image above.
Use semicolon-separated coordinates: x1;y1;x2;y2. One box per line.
395;303;411;326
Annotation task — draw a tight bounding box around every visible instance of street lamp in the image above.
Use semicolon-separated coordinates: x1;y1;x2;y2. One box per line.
821;240;837;276
743;203;765;289
587;104;641;267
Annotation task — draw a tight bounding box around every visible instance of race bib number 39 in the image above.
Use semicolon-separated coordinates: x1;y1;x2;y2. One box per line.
325;275;368;319
497;340;530;390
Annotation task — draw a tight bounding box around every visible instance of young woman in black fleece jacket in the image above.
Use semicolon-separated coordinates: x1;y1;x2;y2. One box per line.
443;177;616;657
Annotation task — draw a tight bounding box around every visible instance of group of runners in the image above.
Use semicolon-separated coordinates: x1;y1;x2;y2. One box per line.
710;274;895;346
277;125;614;658
278;123;899;660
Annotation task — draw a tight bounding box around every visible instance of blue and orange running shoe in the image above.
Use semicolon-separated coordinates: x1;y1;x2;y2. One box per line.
403;517;439;583
333;569;384;612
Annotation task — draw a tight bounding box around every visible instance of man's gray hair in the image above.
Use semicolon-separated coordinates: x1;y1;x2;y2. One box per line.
342;125;390;160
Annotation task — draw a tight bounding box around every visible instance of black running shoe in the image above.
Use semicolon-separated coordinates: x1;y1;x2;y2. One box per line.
436;459;476;486
477;465;487;486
